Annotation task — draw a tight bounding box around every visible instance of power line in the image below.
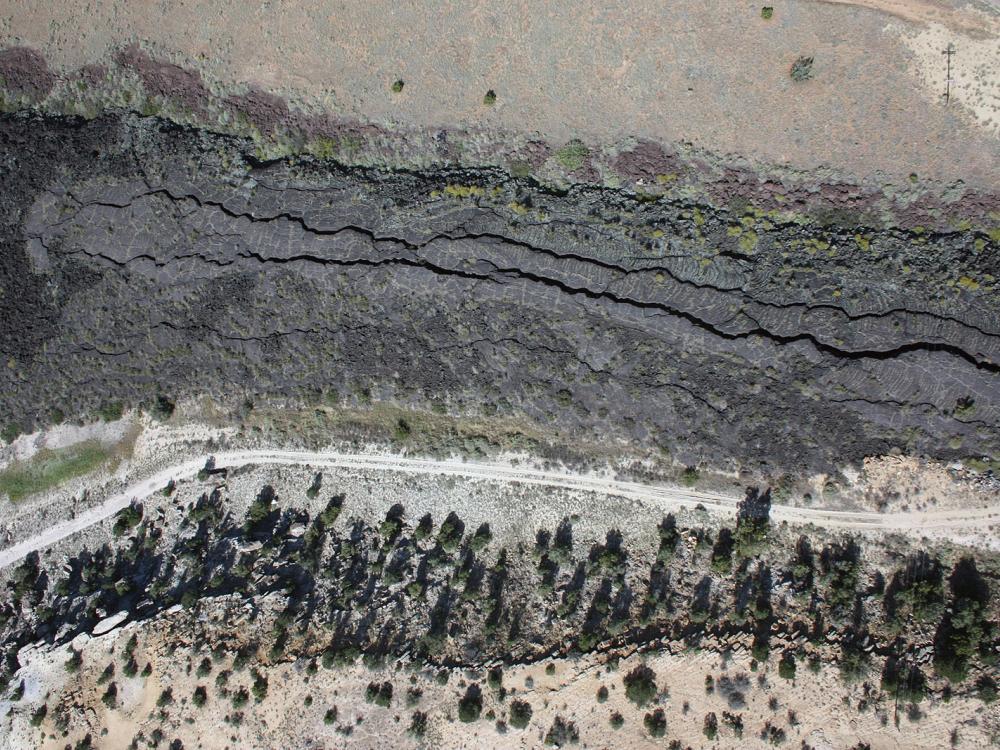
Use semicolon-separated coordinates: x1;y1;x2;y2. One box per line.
942;43;956;105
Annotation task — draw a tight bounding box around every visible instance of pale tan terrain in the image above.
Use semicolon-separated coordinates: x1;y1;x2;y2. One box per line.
1;0;998;185
8;579;998;750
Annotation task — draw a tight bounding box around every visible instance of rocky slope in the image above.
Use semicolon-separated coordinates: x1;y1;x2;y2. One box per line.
1;111;998;474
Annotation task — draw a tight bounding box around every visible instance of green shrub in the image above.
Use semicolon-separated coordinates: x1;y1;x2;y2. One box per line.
147;395;175;421
624;664;657;707
711;529;735;573
231;687;249;708
977;675;997;704
112;502;143;537
644;708;667;737
1;423;21;444
413;513;433;541
483;89;496;106
881;657;925;703
365;680;392;707
306;473;322;500
778;652;796;680
458;684;483;722
437;511;464;552
761;6;773;19
790;56;814;82
101;683;117;708
30;704;47;726
703;712;718;740
408;710;428;737
544;716;579;746
471;523;493;552
509;699;532;728
98;401;124;422
192;686;207;707
251;670;269;701
65;649;83;673
391;79;404;93
554;140;589;172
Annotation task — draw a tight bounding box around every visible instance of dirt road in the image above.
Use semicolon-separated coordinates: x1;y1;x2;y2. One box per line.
1;450;998;569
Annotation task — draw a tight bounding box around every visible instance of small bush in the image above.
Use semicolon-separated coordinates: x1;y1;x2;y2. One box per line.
644;708;667;737
1;423;21;444
778;652;796;680
408;710;428;737
147;395;175;421
65;649;83;673
790;56;814;82
192;686;207;707
98;401;124;422
438;511;464;552
391;79;404;93
978;675;998;704
761;6;773;19
471;523;493;552
30;703;47;726
544;715;579;746
554;140;589;172
365;680;392;707
414;513;433;541
231;687;249;709
509;699;532;729
483;89;497;106
704;712;718;740
251;670;269;701
458;684;483;722
112;502;143;537
681;466;699;486
624;664;658;707
102;682;118;708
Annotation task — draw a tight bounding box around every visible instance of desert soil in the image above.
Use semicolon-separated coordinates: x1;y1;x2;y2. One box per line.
1;0;998;184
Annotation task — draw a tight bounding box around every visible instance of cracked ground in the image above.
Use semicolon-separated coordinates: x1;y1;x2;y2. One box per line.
2;113;997;473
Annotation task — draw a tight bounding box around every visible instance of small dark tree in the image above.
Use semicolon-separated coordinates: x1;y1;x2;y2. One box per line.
408;710;428;737
644;708;667;737
778;652;796;681
509;699;532;729
704;711;719;740
624;664;657;707
458;684;483;722
544;715;579;746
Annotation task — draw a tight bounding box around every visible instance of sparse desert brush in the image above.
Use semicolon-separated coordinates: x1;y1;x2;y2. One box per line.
790;56;814;81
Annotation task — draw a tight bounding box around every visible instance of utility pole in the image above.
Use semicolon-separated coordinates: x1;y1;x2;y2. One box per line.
942;43;956;105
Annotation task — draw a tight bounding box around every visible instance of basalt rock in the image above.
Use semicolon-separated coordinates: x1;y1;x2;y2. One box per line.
0;112;997;473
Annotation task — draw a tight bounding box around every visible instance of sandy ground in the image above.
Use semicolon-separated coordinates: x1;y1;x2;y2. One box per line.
1;0;998;186
5;610;997;749
823;0;1000;34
